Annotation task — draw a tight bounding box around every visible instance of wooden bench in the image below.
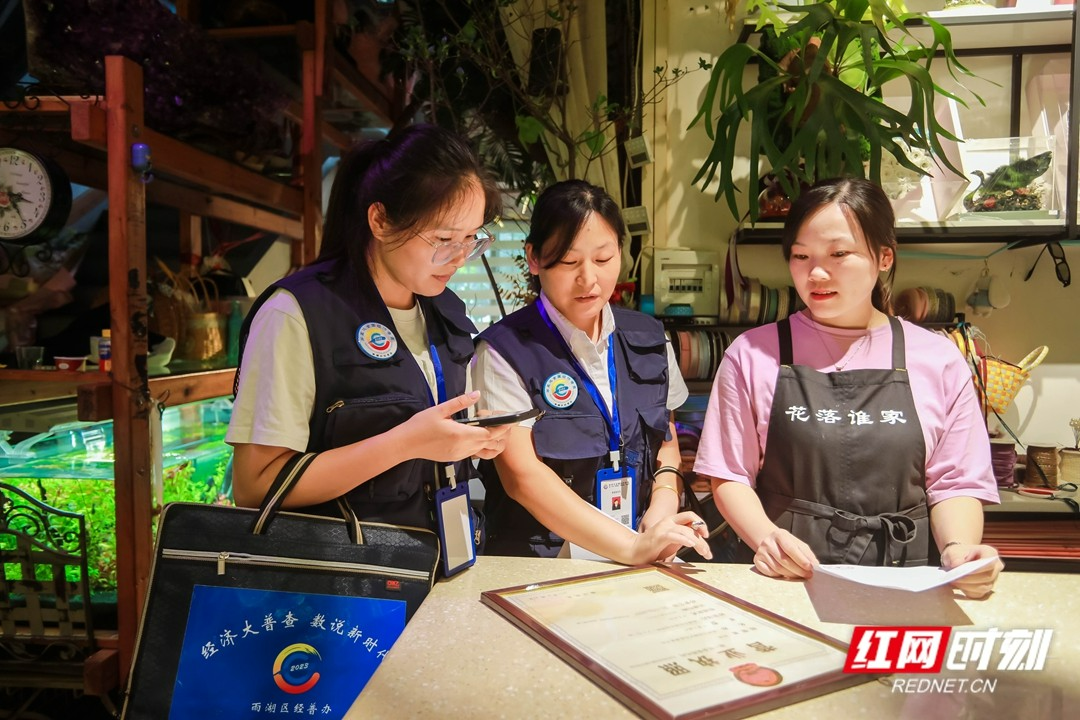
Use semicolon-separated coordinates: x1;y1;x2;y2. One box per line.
0;482;119;718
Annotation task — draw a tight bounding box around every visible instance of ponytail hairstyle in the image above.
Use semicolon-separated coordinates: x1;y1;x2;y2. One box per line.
526;179;627;294
780;177;897;314
318;123;501;294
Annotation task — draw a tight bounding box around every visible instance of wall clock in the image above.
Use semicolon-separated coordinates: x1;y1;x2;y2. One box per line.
0;147;73;245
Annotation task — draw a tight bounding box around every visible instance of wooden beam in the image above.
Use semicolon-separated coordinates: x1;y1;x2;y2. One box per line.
77;369;236;422
315;0;328;93
76;381;112;422
0;96;105;114
206;24;300;40
178;211;203;273
300;45;323;266
70;100;108;149
105;55;152;680
283;99;353;151
0;373;97;406
147;183;303;238
329;52;394;125
149;369;236;408
55;148;302;237
71;103;305;215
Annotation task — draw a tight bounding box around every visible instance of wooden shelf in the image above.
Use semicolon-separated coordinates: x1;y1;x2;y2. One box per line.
205;19;395;131
69;102;304;216
0;0;401;676
736;221;1067;248
0;367;234;421
76;368;236;422
0;370;104;407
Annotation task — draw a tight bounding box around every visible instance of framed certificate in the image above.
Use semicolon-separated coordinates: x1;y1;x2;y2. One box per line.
481;565;873;719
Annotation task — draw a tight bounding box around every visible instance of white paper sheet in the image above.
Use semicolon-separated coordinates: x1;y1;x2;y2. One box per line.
812;556;998;593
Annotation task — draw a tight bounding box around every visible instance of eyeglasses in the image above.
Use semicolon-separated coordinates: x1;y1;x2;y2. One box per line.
415;228;495;266
1023;241;1071;288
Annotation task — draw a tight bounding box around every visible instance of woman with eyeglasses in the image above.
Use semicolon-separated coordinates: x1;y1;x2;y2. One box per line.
228;124;512;537
471;180;712;562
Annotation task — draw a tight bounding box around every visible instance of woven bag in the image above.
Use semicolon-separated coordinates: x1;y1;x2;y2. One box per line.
148;259;199;349
979;347;1049;414
949;326;1048;414
149;259;228;361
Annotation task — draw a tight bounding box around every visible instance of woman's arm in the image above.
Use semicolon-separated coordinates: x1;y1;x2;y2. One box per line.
640;418;683;530
930;495;1002;599
233;392;510;508
493;426;711;564
712;477;817;578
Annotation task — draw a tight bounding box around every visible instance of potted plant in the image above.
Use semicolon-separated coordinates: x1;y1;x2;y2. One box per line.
690;0;981;223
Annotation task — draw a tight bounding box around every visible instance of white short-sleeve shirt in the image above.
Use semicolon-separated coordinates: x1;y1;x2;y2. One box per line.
471;293;688;428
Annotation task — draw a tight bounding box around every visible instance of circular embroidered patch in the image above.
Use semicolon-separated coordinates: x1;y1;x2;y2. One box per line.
543;372;578;409
356;322;398;360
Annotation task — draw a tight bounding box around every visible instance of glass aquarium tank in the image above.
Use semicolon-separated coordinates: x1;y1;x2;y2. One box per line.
0;397;234;596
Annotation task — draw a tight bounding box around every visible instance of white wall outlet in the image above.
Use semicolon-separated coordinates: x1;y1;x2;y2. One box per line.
624;135;653;168
622;205;652;236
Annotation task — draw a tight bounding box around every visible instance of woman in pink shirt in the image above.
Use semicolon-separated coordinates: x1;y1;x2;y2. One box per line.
695;178;1002;599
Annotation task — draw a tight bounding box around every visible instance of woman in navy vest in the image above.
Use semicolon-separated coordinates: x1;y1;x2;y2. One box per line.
227;124;512;532
473;180;711;561
695;178;1002;599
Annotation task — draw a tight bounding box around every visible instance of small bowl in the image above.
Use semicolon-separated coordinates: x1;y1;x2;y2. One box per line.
55;356;87;371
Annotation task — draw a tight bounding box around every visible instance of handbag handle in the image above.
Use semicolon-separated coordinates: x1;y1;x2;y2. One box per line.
250;452;365;544
1017;345;1049;373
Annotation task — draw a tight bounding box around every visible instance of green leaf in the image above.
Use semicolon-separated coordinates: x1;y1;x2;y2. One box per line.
581;129;606;156
516;115;546;145
690;0;985;221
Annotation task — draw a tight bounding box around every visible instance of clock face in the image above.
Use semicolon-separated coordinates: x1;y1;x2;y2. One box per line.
0;147;71;242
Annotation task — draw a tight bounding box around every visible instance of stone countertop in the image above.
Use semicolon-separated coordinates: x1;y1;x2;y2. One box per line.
346;557;1078;719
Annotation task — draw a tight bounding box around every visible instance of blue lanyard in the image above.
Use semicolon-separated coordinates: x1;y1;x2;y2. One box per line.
425;337;447;406
536;298;623;470
408;309;451;486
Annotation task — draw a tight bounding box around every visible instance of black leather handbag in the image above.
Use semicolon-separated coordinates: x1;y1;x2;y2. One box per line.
122;452;440;719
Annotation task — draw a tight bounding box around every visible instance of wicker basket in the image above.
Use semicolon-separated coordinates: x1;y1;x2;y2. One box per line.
149;259;225;361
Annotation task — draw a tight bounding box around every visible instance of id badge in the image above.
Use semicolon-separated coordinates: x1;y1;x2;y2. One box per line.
596;466;636;529
435;482;476;577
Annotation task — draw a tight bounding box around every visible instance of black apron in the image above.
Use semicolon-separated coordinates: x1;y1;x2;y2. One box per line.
745;316;930;567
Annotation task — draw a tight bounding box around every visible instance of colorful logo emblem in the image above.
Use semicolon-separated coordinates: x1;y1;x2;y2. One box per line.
356;322;397;360
273;643;322;694
543;372;578;409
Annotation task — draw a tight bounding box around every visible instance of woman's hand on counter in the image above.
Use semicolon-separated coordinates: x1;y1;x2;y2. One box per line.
631;511;713;563
942;543;1003;599
753;528;818;579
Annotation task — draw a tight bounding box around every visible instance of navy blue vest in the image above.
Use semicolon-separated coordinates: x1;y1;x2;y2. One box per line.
477;302;672;556
237;259;477;529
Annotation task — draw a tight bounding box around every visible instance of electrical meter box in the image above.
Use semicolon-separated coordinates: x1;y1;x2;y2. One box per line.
653;249;721;317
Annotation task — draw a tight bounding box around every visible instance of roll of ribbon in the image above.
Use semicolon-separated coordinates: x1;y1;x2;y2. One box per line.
1024;444;1059;488
1059;449;1080;487
989;439;1017;488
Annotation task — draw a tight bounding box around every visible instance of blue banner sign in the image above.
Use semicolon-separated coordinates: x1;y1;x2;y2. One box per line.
170;585;407;718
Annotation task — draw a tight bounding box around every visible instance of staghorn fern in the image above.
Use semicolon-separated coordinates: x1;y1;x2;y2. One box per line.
691;0;983;223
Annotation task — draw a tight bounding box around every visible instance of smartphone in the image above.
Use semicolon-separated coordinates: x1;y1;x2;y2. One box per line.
455;407;544;427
